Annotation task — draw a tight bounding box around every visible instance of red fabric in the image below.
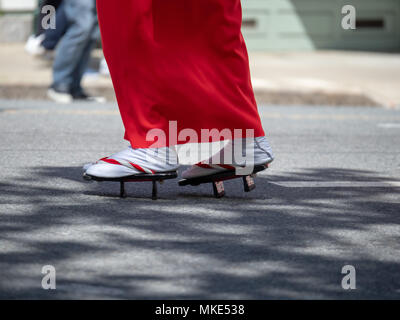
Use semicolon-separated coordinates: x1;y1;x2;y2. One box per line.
100;158;121;165
129;162;153;174
100;158;154;174
97;0;265;149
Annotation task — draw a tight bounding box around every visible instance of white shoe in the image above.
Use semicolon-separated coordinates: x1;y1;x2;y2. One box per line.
99;58;110;76
84;146;179;179
72;91;106;103
181;136;274;179
47;88;73;104
25;34;46;56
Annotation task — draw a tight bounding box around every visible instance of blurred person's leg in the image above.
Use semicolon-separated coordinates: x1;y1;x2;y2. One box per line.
69;25;100;98
26;0;63;56
35;0;63;37
32;0;45;37
41;2;68;51
49;0;98;103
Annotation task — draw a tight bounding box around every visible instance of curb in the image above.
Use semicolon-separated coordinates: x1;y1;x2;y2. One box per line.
0;84;380;107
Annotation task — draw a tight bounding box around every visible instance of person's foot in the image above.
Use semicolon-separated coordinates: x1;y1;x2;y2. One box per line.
181;136;274;179
84;146;179;179
72;91;106;103
47;86;106;104
99;58;110;76
25;34;46;56
47;86;73;104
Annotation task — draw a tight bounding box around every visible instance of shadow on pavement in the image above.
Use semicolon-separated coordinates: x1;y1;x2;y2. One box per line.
0;166;399;299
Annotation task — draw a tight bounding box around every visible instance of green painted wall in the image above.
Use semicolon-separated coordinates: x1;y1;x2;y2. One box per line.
241;0;400;51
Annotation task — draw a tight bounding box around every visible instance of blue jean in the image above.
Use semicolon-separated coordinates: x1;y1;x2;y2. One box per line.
52;0;98;94
42;1;68;50
35;0;63;36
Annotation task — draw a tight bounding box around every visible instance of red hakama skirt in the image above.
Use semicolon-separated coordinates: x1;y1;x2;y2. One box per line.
96;0;265;148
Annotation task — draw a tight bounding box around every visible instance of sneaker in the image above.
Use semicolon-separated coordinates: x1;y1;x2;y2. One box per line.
72;91;106;103
47;86;73;104
181;136;274;179
99;58;110;76
25;34;46;56
84;146;179;179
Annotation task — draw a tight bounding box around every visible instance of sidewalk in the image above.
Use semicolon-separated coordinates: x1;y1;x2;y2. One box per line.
250;51;400;108
1;43;399;108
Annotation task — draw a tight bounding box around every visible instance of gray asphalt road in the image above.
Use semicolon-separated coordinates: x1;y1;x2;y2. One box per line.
0;99;399;299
